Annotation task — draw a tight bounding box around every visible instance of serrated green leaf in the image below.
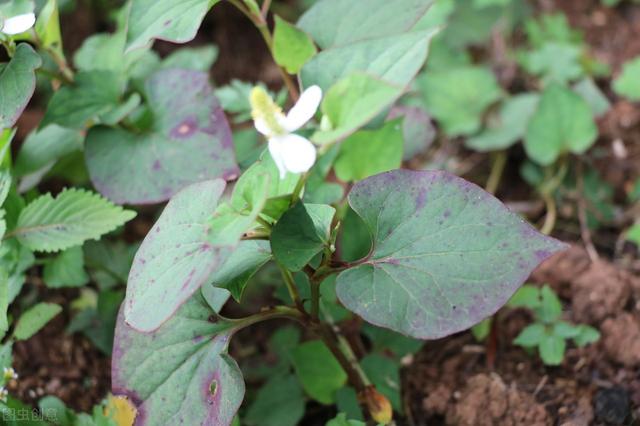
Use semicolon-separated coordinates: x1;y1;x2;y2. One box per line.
291;340;347;404
518;42;584;84
334;119;404;182
613;56;640;101
43;246;89;288
14;302;62;340
0;168;10;206
524;83;597;165
419;66;502;136
0;43;41;129
113;293;244;425
271;203;335;271
13;188;136;252
0;269;8;335
273;16;317;74
553;321;581;338
513;323;546;347
335;170;567;339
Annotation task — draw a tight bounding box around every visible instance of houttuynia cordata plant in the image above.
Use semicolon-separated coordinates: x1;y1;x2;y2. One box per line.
108;1;567;424
0;0;574;424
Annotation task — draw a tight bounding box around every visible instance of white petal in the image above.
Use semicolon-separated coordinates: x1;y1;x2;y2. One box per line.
272;134;316;175
268;138;288;179
253;117;272;136
2;13;35;35
283;85;322;132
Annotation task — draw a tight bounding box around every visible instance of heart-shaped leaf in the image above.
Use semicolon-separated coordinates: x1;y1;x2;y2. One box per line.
85;69;239;204
124;179;229;332
125;0;220;51
113;292;243;426
0;43;41;129
336;170;567;339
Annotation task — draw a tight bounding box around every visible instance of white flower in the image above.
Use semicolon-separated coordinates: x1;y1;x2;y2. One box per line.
1;12;36;35
250;85;322;179
0;387;7;402
3;367;17;381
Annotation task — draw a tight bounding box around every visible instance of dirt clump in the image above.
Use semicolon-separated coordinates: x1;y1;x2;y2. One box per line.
571;261;631;324
444;373;551;426
600;313;640;367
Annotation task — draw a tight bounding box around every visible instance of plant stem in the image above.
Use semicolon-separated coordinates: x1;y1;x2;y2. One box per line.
540;192;556;235
230;305;305;331
227;0;300;102
290;172;309;205
485;151;507;195
279;265;305;311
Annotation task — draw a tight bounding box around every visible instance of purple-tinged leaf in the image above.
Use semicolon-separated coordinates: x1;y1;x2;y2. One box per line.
113;292;243;426
336;170;567;339
85;69;239;205
387;105;435;161
0;44;41;129
124;179;230;332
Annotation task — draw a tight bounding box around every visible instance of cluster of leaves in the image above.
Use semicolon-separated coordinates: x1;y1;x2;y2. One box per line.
6;0;637;424
511;285;600;365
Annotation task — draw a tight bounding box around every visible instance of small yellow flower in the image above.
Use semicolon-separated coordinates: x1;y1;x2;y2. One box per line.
3;367;17;381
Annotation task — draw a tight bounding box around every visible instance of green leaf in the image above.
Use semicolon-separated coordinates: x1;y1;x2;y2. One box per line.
539;332;565;365
362;324;423;359
538;285;562;323
507;284;541;309
334;119;404;182
14;302;62;340
613;56;640;101
0;43;41;129
291;340;347;404
626;223;640;246
41;70;124;129
210;240;271;301
573;325;600;347
552;321;581;338
273;16;317;74
35;0;63;56
471;317;492;341
43;246;89;288
160;45;218;72
361;354;402;411
524;83;597;166
572;78;611;117
84;240;137;289
245;374;305;426
85;69;239;204
125;0;220;51
518;42;584;84
0;269;8;335
14;125;83;186
0;168;10;206
271;202;335;271
113;293;244;425
419;66;502;136
312;73;404;145
513;323;546;347
123;179;231;332
466;93;539;152
335;170;567;339
326;413;366;426
13;188;136;252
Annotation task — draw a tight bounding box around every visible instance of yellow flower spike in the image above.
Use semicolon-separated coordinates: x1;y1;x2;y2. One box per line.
360;386;393;425
249;86;285;136
104;394;137;426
